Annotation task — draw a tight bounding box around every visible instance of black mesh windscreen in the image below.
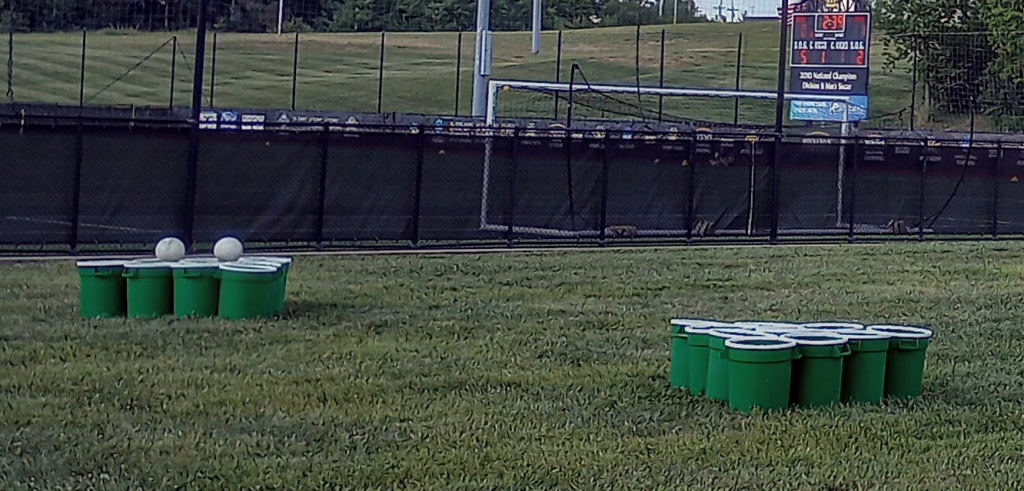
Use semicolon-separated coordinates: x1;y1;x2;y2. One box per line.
419;134;508;242
778;139;844;233
922;143;996;235
0;127;77;245
194;130;320;243
997;145;1024;234
691;136;772;236
853;141;923;233
605;139;690;235
509;136;602;237
77;126;189;244
322;131;417;242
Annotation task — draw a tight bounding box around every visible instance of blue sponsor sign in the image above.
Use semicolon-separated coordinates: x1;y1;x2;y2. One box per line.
790;96;867;122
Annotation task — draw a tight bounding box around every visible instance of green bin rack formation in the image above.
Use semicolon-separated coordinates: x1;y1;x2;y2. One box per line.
77;256;293;320
668;318;934;412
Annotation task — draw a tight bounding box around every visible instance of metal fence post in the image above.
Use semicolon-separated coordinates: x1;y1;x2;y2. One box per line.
291;31;299;110
69;121;84;251
658;29;665;122
918;149;927;241
209;32;217;107
770;135;781;243
993;143;1000;239
599;134;610;244
847;137;859;243
377;31;386;114
316;123;329;249
910;35;918;131
686;136;696;243
411;125;425;246
78;29;86;107
734;33;743;126
454;32;463;116
554;30;562;119
184;0;210;250
170;35;177;108
506;129;519;246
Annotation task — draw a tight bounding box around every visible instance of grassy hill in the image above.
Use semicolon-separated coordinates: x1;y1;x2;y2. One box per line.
8;22;914;127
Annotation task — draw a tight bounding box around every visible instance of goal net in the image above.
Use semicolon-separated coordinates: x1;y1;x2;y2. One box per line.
479;80;860;239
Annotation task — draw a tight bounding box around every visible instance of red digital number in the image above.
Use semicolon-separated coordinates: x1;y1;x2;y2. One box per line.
819;14;845;31
800;49;808;65
821;50;827;63
856;49;865;65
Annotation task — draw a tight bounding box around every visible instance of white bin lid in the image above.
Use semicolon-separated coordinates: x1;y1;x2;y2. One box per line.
866;325;933;339
124;260;178;268
219;263;278;273
725;336;797;350
241;256;292;265
800;322;865;330
76;260;126;268
780;332;849;346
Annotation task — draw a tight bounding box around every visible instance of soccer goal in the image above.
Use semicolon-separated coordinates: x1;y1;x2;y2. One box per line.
480;80;863;238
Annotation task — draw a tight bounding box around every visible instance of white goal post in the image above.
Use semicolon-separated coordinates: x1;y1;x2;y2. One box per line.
480;80;863;237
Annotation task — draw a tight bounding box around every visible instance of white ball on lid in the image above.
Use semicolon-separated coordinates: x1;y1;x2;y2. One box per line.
214;236;244;262
154;236;186;262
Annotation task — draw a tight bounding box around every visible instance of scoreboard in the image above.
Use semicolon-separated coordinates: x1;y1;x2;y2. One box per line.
788;11;871;122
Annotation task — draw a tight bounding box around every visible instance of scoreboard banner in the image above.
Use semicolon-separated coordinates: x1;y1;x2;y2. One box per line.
787;0;871;122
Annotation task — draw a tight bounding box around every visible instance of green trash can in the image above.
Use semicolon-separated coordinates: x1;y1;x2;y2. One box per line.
706;328;770;403
240;256;292;313
726;336;800;412
171;261;221;317
684;322;735;395
123;260;175;318
868;325;934;399
77;260;127;318
832;328;891;404
218;263;281;320
669;323;690;390
780;331;851;408
800;322;865;331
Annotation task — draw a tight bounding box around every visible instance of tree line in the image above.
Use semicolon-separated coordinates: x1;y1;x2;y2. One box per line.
0;0;700;33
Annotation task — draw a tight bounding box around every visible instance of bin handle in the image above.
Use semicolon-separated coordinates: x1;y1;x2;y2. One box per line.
897;338;923;350
837;344;852;357
91;268;114;277
122;270;138;278
182;269;201;278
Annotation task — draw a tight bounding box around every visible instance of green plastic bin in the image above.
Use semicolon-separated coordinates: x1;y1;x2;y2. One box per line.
706;328;769;402
684;322;735;395
670;324;690;390
218;263;281;320
832;328;891;404
726;336;800;412
868;325;933;399
781;331;851;408
123;260;175;318
172;261;221;317
77;260;127;318
240;256;291;313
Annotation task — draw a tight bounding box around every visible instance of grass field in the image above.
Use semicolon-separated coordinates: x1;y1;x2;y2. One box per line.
8;22;916;127
2;242;1024;489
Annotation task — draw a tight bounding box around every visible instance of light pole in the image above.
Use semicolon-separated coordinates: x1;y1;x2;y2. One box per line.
531;0;541;54
277;0;284;35
471;0;492;117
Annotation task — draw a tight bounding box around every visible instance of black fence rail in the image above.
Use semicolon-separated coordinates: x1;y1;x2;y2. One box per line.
2;115;1023;253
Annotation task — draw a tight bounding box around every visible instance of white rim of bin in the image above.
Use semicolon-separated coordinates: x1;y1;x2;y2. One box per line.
865;325;933;339
241;256;292;265
182;257;222;264
124;260;178;268
780;332;849;346
707;328;770;339
76;260;127;268
170;260;221;269
800;322;865;330
683;322;738;334
725;336;798;351
827;328;891;340
733;321;801;329
219;264;279;274
671;318;725;328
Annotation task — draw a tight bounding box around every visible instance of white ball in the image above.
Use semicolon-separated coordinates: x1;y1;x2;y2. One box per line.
214;236;244;262
155;237;186;262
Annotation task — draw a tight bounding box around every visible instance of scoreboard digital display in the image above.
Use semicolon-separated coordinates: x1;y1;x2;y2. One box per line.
788;10;872;122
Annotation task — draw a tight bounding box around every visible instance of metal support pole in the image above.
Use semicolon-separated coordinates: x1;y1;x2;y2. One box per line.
847;138;858;243
471;0;492;117
6;0;13;102
316;123;329;249
566;63;576;127
910;35;918;131
454;32;463;115
918;151;927;241
209;32;217;106
184;0;210;250
78;29;86;107
506;130;519;246
531;0;541;54
554;30;562;119
770;0;790;244
733;32;742;125
377;31;385;114
170;35;177;108
686;137;696;243
674;0;679;24
277;0;284;35
599;135;610;244
69;121;84;251
658;29;665;122
993;143;1000;239
411;126;425;247
291;31;299;110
